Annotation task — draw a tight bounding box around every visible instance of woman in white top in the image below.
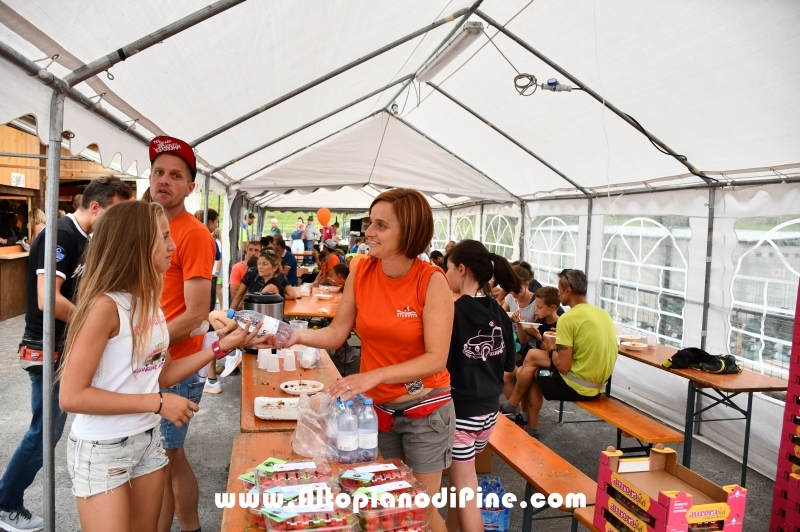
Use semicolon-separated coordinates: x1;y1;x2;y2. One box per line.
58;201;257;532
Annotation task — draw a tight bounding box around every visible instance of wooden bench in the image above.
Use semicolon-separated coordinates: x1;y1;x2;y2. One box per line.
562;396;684;455
488;415;596;531
571;505;600;531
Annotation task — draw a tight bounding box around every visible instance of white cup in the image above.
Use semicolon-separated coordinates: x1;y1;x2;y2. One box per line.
647;335;657;349
283;351;297;371
257;349;271;369
290;320;308;331
267;352;281;373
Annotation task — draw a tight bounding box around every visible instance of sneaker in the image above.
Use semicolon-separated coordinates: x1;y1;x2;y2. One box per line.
525;427;540;440
0;508;44;531
203;379;222;394
499;401;517;420
220;350;242;378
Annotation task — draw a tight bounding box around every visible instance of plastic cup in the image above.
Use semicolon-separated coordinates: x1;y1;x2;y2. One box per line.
257;349;270;369
267;352;281;373
647;335;657;349
290;320;308;331
283;351;297;371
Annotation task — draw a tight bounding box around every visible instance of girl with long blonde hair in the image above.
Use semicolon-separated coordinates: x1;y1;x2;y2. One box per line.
58;201;257;531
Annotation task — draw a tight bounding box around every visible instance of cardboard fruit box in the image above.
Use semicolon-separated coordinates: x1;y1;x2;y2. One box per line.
593;446;747;532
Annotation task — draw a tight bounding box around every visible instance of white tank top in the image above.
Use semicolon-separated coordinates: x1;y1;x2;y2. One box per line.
71;292;169;440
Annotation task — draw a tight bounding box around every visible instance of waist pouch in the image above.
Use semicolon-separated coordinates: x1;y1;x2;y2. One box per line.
19;343;60;373
375;391;452;433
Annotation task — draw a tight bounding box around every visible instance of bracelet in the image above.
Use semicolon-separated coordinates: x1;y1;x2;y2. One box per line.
211;340;227;360
155;392;163;415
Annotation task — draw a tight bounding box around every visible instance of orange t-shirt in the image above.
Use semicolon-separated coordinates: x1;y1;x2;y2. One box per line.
162;212;216;360
320;253;341;281
354;258;450;404
230;261;247;286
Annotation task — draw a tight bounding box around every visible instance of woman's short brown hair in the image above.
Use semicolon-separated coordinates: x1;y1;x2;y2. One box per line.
369;188;433;259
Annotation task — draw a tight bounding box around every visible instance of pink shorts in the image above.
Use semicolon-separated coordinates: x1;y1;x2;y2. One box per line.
452;412;498;462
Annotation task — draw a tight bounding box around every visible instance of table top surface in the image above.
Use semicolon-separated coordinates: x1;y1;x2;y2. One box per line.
284;287;342;318
618;343;787;393
221;432;326;531
240;348;342;433
0;251;29;260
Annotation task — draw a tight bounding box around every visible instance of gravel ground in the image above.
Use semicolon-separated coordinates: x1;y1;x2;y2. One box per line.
0;315;774;531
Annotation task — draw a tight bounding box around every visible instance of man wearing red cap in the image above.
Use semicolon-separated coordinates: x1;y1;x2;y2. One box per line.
148;136;216;532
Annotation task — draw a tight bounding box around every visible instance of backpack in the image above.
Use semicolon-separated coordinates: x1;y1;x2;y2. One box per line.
663;347;742;374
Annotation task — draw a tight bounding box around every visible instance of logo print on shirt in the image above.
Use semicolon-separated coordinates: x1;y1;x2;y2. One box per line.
396;306;419;318
463;326;504;361
56;245;66;262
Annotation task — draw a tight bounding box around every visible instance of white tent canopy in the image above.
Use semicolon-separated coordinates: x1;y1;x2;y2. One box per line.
1;0;798;488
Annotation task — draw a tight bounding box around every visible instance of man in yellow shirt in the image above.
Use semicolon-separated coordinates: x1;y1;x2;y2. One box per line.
509;269;617;439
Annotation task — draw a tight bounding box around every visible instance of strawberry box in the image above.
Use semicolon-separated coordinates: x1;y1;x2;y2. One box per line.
594;446;747;532
261;505;359;532
335;458;414;494
351;479;428;532
255;457;333;490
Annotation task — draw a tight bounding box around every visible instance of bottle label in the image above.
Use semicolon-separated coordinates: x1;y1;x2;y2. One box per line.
358;433;378;449
337;433;359;451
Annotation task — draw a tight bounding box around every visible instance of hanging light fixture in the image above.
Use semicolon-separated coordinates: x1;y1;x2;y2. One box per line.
416;21;483;83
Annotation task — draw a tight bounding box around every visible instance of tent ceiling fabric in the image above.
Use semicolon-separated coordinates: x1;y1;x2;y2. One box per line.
0;0;798;204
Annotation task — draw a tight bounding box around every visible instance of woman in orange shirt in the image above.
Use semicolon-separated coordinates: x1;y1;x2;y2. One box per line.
256;189;454;532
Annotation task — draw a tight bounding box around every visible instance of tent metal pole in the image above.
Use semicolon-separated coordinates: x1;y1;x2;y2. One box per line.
474;9;712;183
585;196;593;275
518;200;525;261
0;152;86;161
427;82;591;197
42;90;66;532
65;0;247;86
392;113;518;201
190;8;470;147
448;209;453;243
237;110;384;183
700;187;715;352
223;75;414;178
0;40;230;188
203;173;211;224
479;203;485;242
384;0;486;109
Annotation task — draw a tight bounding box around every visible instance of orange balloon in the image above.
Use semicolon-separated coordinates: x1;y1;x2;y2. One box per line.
317;208;331;226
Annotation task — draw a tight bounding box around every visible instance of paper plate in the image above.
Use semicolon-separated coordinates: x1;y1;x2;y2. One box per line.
620;341;647;351
519;322;540;329
316;294;333;300
254;397;300;420
280;380;325;395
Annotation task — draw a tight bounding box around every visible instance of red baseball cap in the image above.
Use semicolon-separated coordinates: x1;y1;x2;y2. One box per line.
149;136;197;181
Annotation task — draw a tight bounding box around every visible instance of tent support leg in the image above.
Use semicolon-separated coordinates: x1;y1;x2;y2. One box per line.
43;90;66;532
700;186;715;352
519;201;525;261
585;196;593;275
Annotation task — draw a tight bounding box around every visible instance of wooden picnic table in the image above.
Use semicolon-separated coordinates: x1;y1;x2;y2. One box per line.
617;342;787;486
284;287;342;318
240;349;342;433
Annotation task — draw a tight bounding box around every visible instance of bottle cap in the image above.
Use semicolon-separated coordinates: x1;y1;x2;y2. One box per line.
227;309;235;319
363;398;373;405
345;400;354;407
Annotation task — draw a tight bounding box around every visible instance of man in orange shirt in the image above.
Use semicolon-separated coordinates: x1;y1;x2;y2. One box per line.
313;239;343;286
148;136;216;532
229;240;262;296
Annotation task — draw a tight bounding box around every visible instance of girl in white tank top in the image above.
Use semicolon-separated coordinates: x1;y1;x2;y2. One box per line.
57;201;259;531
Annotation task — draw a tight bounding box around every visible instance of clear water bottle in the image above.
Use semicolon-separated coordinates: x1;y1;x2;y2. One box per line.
337;401;359;464
357;398;379;462
479;475;491;493
352;393;366;416
226;309;292;343
324;402;340;451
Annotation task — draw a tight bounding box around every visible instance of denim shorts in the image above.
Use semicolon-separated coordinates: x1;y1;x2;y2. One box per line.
67;426;167;498
159;371;204;450
377;389;455;474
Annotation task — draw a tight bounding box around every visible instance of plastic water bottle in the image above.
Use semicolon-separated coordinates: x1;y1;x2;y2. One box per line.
337;401;359;463
352;393;366;416
479;475;491;493
226;309;292;343
357;398;379;461
324;403;340;450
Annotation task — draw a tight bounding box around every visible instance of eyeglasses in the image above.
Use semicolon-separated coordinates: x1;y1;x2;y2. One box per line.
559;269;572;289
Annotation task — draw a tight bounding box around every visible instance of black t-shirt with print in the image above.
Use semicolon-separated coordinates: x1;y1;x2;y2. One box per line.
241;267;290;298
447;295;516;418
23;214;89;351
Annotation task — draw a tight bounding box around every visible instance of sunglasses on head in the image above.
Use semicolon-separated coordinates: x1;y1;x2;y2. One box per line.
559;269;573;289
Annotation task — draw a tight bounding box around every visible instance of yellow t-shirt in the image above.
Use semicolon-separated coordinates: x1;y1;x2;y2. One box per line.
555;303;618;396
